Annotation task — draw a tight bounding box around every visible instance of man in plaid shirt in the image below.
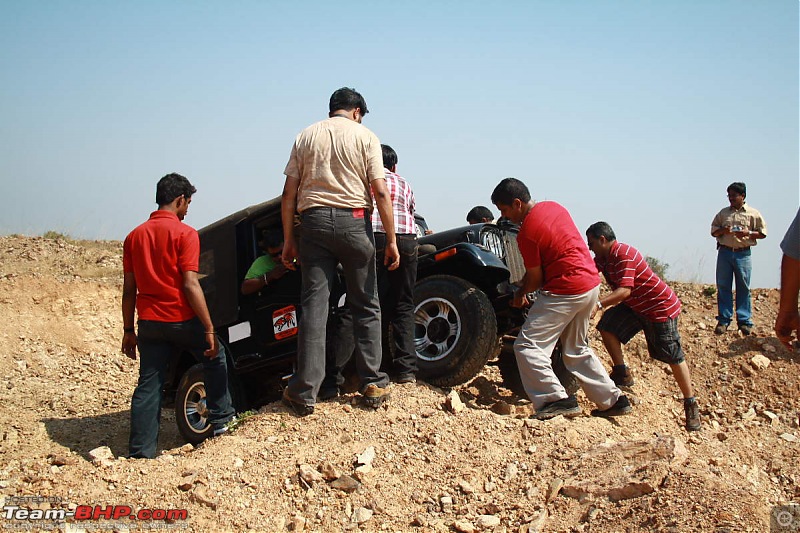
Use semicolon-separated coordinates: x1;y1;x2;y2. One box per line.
371;144;419;382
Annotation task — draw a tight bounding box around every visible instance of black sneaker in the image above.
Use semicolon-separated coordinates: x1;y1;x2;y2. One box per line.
317;387;340;401
738;324;753;336
684;398;701;431
590;394;632;418
361;384;390;408
533;396;581;420
395;373;417;384
282;388;314;417
610;365;634;387
714;323;728;335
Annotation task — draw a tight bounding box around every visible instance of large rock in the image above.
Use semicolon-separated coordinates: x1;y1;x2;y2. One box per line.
562;436;688;501
88;446;114;467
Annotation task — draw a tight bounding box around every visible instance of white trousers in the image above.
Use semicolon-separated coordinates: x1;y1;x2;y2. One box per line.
514;285;620;410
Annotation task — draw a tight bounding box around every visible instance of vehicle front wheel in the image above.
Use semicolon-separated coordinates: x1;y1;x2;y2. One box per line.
175;364;212;445
414;275;498;387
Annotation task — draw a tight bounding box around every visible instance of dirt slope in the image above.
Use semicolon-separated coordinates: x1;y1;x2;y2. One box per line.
0;235;798;532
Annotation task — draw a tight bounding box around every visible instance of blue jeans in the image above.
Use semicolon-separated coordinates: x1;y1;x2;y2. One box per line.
715;247;753;327
287;207;389;406
130;317;234;459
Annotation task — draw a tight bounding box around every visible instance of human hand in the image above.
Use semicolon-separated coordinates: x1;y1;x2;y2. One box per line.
282;240;299;271
775;309;800;351
384;242;400;271
121;332;137;360
204;332;220;359
511;289;529;308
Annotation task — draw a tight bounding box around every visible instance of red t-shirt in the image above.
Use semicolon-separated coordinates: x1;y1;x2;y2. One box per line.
594;241;681;322
517;201;599;295
123;210;199;322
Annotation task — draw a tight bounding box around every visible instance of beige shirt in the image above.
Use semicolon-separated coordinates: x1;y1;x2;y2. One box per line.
284;116;384;213
711;203;767;248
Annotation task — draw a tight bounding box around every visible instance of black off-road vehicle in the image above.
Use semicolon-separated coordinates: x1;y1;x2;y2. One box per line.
164;198;574;444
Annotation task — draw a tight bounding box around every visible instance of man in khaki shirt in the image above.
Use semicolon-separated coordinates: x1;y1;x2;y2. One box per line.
280;87;399;415
710;181;767;335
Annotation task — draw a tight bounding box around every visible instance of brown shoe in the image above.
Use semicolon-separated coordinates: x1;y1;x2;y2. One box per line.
361;384;390;409
684;398;701;431
282;388;314;417
714;323;728;335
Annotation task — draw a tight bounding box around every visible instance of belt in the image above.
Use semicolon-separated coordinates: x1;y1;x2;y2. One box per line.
719;244;750;252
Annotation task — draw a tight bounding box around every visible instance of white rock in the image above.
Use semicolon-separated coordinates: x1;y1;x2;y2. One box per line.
445;390;465;413
351;507;373;524
354;463;373;475
454;520;476;533
750;354;771;370
298;464;324;484
88;446;114;466
476;514;501;528
356;446;376;466
779;433;797;442
440;495;453;512
458;479;475;494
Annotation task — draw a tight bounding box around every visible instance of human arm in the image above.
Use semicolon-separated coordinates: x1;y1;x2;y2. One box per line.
371;178;400;271
241;262;288;295
121;272;138;359
182;270;218;358
512;265;544;308
281;175;301;271
591;287;632;319
775;253;800;350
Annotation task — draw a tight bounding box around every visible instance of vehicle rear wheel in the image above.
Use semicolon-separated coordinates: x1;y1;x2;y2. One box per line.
175;364;213;445
497;340;579;398
414;275;498;387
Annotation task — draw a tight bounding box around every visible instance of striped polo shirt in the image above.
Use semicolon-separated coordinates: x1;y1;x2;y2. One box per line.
595;241;681;322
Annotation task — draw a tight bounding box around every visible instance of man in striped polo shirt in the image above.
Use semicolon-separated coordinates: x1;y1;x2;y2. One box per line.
586;221;701;431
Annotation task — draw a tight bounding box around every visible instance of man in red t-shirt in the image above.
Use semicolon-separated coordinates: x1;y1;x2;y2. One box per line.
491;178;630;420
586;221;700;431
122;173;234;458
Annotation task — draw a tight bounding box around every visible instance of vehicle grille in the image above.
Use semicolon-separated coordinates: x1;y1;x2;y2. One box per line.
502;232;525;284
479;228;505;260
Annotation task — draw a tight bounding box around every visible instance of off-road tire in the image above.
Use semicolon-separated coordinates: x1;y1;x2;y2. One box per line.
497;340;580;398
175;364;213;444
414;275;498;387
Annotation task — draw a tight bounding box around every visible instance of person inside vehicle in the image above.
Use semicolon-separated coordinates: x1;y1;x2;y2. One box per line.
466;205;496;224
241;228;289;295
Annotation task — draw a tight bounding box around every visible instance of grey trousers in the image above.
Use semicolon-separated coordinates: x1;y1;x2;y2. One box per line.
286;207;389;405
514;286;620;410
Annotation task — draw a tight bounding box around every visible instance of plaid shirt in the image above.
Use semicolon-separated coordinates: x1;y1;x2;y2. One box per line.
371;169;416;234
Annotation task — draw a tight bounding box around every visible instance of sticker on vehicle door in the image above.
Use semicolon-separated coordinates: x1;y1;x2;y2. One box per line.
272;305;298;339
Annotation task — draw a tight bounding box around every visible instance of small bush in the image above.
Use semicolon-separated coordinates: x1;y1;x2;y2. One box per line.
703;285;716;297
42;230;70;240
645;255;669;280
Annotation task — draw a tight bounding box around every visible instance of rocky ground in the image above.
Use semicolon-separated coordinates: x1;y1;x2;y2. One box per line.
0;234;798;533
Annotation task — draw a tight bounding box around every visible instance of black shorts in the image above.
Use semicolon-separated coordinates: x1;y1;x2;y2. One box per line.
596;304;685;365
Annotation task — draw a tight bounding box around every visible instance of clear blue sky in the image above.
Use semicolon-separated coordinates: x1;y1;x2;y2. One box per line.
1;1;797;288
